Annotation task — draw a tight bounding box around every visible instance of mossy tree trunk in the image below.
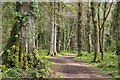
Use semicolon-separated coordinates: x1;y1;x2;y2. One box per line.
2;2;36;69
77;2;82;56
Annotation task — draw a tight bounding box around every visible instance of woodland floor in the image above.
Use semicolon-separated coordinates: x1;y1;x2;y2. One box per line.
48;54;111;78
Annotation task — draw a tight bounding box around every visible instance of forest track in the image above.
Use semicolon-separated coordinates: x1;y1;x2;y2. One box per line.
48;54;111;78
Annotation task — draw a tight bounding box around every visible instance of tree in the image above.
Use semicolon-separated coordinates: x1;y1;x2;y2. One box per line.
91;2;100;62
97;2;113;60
113;1;120;74
56;2;61;53
48;2;57;56
48;3;55;56
85;2;91;53
77;2;82;56
53;2;57;55
2;2;37;69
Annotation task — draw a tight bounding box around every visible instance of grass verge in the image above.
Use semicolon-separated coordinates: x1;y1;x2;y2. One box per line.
75;51;119;78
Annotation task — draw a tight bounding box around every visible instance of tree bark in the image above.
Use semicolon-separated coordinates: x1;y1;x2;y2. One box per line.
56;3;61;53
48;2;55;56
77;2;82;56
86;2;91;53
53;2;57;55
66;19;74;51
91;2;100;62
27;15;35;53
99;2;112;60
114;1;120;74
2;2;36;68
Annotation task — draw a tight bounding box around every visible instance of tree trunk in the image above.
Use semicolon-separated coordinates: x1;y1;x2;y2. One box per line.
66;19;73;50
62;27;66;51
114;1;120;74
97;2;104;60
18;2;37;69
48;3;54;56
99;2;112;60
86;3;91;53
56;3;61;53
27;15;35;53
77;2;82;56
2;2;36;68
91;2;100;62
99;2;106;61
53;2;57;55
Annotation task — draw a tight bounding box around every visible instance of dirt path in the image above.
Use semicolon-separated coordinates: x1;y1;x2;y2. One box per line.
48;54;110;78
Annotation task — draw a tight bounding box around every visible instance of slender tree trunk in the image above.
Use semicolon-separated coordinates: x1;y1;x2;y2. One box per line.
99;2;112;60
86;3;91;53
48;3;54;56
97;2;104;60
53;24;57;55
114;1;120;74
66;20;73;50
77;2;82;56
91;2;100;62
53;2;57;55
62;28;66;51
99;2;106;61
115;2;120;55
56;3;61;53
48;17;54;56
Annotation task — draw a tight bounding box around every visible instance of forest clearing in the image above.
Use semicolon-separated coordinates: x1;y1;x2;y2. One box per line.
0;0;120;79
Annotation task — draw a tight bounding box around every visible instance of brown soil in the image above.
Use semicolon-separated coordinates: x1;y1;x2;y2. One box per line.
48;54;111;78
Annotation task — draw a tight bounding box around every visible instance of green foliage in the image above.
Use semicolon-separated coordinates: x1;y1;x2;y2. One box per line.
15;11;29;23
75;52;119;78
2;3;16;48
30;1;40;18
22;67;51;78
14;1;40;23
2;48;54;78
38;49;49;56
75;51;94;63
2;68;22;78
104;36;116;53
2;67;51;78
2;44;20;67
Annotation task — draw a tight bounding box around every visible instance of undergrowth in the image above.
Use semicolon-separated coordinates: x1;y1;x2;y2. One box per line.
0;49;54;78
75;51;119;78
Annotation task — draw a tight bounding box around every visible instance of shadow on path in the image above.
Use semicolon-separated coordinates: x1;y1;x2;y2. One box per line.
48;55;111;78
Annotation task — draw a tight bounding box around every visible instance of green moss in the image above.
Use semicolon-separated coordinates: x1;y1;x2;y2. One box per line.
20;52;24;67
